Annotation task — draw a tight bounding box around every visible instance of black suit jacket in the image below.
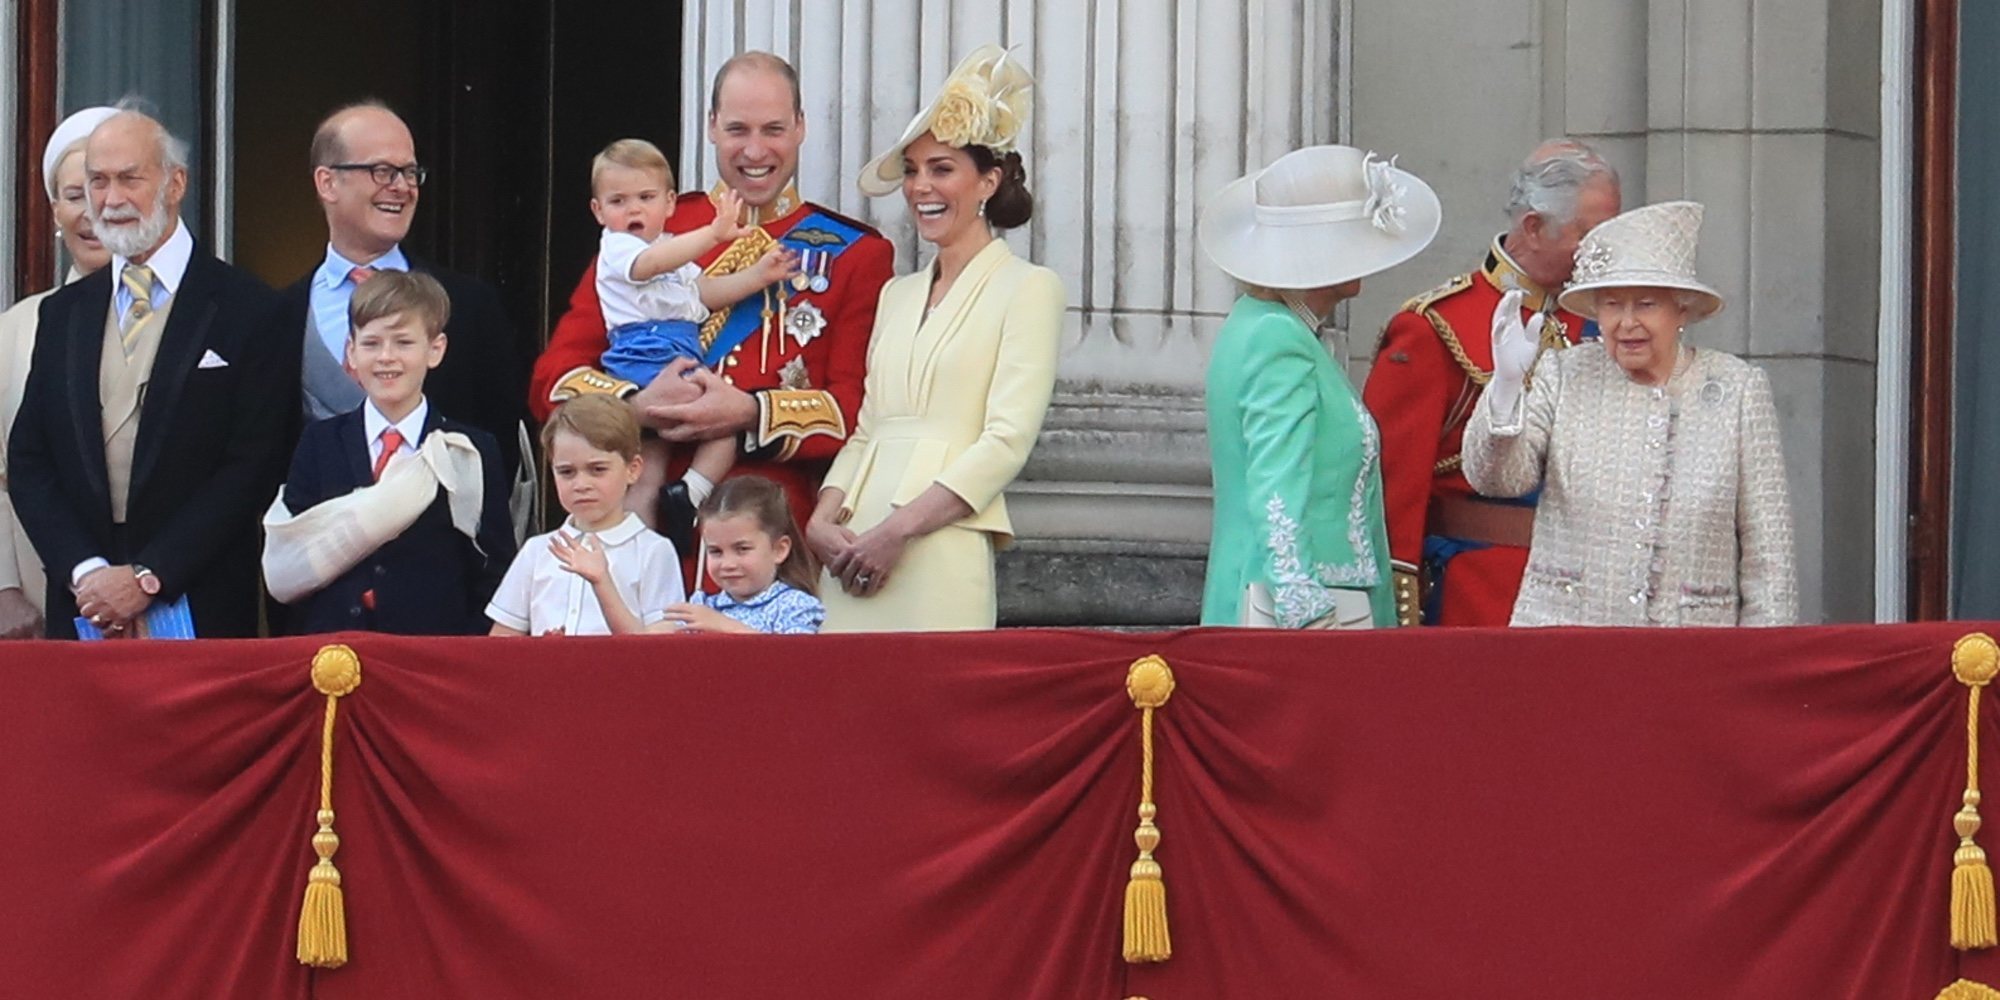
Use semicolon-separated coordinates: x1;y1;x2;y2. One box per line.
7;247;290;638
277;257;526;478
281;406;515;635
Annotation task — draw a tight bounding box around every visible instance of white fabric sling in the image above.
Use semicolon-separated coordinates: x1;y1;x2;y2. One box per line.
262;430;487;604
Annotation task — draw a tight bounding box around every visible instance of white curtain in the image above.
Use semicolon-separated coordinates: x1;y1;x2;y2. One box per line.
60;0;208;240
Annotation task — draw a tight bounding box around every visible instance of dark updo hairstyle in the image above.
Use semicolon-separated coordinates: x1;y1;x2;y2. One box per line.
965;145;1034;230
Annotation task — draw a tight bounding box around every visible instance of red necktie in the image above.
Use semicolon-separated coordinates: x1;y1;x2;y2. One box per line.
373;428;405;481
349;266;378;286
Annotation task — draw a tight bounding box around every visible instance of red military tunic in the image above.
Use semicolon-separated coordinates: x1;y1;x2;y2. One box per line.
530;186;896;538
1362;237;1588;626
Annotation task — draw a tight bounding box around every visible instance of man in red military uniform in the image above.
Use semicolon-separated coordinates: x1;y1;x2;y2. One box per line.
531;51;895;542
1363;139;1621;626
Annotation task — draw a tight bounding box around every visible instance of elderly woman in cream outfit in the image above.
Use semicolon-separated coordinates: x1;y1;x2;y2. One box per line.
0;107;119;640
806;46;1063;631
1463;201;1796;626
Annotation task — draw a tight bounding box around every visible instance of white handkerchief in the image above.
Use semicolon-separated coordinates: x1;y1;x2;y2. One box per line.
197;349;229;369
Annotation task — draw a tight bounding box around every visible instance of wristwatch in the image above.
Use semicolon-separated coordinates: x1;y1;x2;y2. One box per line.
133;565;162;596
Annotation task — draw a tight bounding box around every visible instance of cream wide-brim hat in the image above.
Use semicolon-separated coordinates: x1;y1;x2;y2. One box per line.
1198;145;1441;290
1556;200;1726;323
858;44;1034;198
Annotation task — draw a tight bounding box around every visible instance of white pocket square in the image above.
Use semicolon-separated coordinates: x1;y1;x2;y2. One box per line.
197;350;229;369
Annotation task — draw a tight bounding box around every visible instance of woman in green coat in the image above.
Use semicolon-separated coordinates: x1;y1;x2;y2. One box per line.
1197;146;1441;628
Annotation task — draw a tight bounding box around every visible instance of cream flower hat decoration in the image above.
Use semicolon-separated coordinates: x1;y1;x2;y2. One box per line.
858;44;1034;197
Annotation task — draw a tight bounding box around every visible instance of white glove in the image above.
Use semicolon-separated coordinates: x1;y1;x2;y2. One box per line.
1485;288;1545;417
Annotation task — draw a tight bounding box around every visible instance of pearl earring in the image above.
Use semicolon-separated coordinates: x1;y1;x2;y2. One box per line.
977;199;987;218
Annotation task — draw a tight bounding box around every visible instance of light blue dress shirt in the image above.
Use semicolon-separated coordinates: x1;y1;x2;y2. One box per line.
310;244;410;359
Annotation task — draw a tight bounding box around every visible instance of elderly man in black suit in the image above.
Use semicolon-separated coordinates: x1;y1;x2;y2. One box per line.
278;101;526;482
8;108;290;638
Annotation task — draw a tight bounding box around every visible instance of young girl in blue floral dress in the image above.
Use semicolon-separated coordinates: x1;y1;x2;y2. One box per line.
662;476;824;635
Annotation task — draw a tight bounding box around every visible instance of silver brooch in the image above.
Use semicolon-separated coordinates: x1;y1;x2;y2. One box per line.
778;356;811;390
1700;379;1725;406
784;300;827;348
1576;244;1615;281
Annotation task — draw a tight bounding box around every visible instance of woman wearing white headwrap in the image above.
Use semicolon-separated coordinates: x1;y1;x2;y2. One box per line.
0;106;119;639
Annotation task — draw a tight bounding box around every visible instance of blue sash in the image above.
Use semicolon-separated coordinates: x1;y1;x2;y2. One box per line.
699;209;870;368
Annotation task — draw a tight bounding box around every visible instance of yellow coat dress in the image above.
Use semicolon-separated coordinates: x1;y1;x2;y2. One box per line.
819;239;1064;631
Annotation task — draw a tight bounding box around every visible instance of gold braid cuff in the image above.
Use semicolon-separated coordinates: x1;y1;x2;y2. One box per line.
1392;564;1422;627
548;366;638;405
297;644;362;969
753;389;847;461
1123;656;1175;963
1953;633;2000;951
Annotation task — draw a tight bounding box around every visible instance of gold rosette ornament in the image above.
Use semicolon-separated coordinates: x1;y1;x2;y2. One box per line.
1951;633;2000;951
297;644;363;968
1122;655;1176;963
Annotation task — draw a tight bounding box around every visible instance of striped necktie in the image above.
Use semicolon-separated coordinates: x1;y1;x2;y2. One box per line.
120;264;156;356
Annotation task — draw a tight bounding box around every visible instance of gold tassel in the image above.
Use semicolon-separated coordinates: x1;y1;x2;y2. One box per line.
1123;655;1176;964
1953;634;2000;951
297;644;363;969
1938;980;2000;1000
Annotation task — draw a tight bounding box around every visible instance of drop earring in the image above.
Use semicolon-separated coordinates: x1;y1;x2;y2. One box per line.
978;199;987;218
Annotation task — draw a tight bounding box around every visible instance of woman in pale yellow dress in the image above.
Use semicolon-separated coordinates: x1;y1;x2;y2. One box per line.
807;46;1063;631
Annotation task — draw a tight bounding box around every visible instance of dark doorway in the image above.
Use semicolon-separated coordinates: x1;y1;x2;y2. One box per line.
231;0;684;361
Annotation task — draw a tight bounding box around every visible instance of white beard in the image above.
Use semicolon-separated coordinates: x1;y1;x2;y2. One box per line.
93;198;172;259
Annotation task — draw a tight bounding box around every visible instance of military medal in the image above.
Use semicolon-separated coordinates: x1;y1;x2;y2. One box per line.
785;300;827;349
791;248;813;291
809;251;831;294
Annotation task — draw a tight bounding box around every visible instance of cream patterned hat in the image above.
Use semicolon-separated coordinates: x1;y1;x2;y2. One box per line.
1558;200;1725;323
858;44;1034;197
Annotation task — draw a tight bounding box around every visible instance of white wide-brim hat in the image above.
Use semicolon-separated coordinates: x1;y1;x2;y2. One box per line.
1557;200;1725;323
42;106;119;199
1198;145;1441;290
858;44;1034;197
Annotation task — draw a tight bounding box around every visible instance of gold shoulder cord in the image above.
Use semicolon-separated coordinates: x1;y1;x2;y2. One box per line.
697;228;781;351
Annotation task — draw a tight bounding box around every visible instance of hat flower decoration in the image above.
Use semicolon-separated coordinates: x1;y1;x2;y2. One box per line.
1362;154;1409;234
859;45;1034;196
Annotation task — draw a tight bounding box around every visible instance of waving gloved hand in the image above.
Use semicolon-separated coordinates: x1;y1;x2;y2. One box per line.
1486;288;1545;416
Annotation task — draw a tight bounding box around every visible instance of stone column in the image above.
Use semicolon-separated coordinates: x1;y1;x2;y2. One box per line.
684;0;1342;625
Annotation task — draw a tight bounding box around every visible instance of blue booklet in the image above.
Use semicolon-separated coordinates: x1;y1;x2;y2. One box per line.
74;595;196;640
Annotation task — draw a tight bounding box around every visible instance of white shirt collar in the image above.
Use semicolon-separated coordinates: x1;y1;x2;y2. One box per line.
362;396;428;449
564;512;647;547
316;243;411;290
113;216;193;294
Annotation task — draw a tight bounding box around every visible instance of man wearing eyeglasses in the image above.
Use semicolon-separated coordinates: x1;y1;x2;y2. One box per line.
277;101;526;486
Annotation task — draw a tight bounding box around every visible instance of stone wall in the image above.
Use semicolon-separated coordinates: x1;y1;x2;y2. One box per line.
1348;0;1882;622
688;0;1882;625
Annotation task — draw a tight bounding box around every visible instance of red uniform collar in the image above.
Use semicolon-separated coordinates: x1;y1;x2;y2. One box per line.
707;182;807;227
1478;235;1560;313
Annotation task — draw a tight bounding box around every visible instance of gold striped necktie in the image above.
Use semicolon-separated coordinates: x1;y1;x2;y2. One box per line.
120;263;156;356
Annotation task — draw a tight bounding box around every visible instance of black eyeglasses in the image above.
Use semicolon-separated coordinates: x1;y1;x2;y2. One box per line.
328;162;428;187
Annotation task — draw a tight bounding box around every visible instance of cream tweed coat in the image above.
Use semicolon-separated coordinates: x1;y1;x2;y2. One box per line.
1463;344;1797;627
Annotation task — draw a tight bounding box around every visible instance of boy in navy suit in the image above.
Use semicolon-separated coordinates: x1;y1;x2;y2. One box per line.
268;271;514;634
